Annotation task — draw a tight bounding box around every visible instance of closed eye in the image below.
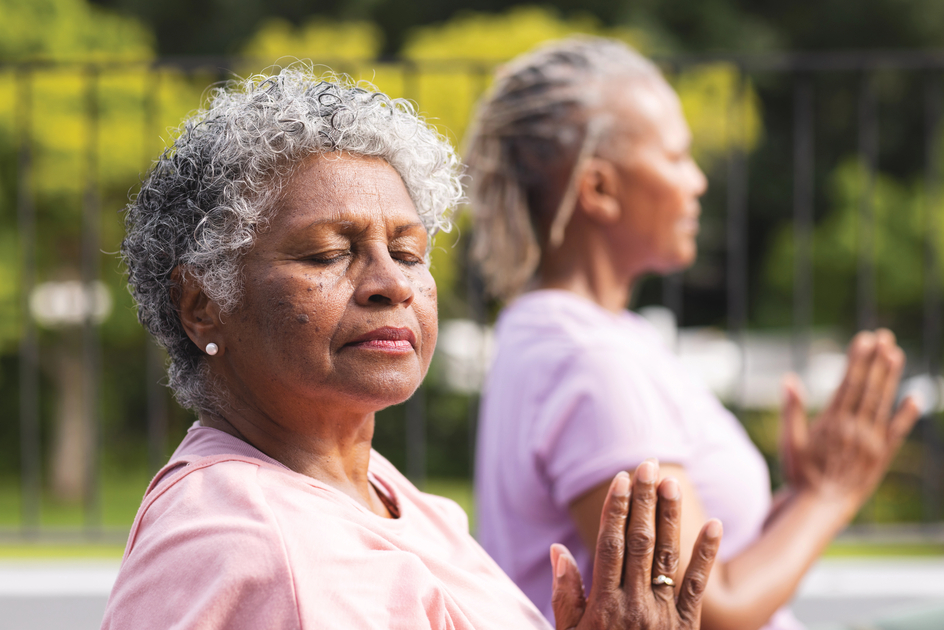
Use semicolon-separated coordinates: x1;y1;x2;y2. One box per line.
307;250;351;264
392;250;425;266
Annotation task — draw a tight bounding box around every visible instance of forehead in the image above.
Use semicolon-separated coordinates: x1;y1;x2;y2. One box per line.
273;152;421;230
603;76;690;151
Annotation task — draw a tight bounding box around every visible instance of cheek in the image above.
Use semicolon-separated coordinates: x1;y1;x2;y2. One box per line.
413;274;439;355
296;271;352;332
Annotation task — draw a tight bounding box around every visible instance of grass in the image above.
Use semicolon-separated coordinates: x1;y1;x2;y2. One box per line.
823;542;944;557
0;470;152;530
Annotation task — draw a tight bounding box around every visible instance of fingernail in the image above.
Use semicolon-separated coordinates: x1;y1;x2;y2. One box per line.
659;478;679;500
615;471;630;497
706;519;723;539
637;460;655;483
556;553;569;578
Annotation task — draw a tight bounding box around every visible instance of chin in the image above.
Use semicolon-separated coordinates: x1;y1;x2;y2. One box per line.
655;245;697;275
337;371;425;413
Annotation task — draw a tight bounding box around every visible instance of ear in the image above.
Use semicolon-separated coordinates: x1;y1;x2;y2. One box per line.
576;157;621;224
172;266;225;356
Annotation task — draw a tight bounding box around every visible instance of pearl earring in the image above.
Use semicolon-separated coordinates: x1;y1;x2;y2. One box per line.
205;342;219;356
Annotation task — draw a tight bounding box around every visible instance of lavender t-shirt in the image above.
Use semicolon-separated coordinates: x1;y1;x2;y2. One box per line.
475;290;802;629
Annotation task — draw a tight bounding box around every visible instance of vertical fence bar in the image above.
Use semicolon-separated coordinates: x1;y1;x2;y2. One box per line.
406;387;427;488
661;62;684;339
402;60;426;487
857;72;878;331
662;273;683;335
727;68;749;406
81;66;102;532
924;74;942;376
466;245;486;482
793;75;815;374
463;64;492;480
146;339;168;474
466;62;494;482
922;72;943;522
144;67;168;474
17;67;41;534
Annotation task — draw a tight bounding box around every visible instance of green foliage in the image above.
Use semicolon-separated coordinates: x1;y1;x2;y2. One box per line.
401;5;650;61
671;64;763;166
0;0;153;61
763;159;933;327
242;17;383;64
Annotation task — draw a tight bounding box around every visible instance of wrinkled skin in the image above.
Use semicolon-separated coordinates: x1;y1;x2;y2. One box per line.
551;461;722;630
780;328;920;521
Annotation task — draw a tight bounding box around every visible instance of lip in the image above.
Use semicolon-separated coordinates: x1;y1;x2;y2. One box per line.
678;216;700;233
346;326;417;352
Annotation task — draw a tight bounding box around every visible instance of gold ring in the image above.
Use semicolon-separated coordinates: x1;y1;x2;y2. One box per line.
652;574;675;587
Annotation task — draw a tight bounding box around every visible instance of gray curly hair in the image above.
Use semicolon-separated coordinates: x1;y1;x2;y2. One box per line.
465;36;660;300
123;66;463;413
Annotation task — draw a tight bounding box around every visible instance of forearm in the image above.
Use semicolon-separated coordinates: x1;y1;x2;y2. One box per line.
701;488;854;630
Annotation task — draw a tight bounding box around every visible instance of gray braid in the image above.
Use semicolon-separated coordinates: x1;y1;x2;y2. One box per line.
465;36;658;300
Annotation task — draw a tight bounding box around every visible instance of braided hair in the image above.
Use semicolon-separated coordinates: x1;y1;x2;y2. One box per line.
465;36;658;300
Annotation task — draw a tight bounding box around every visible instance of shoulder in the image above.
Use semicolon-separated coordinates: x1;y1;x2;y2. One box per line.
104;457;303;629
501;291;660;353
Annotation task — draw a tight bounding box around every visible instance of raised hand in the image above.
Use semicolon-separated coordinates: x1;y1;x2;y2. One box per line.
780;329;921;519
550;461;722;630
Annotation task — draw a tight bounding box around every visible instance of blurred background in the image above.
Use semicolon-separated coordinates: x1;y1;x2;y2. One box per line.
3;0;944;627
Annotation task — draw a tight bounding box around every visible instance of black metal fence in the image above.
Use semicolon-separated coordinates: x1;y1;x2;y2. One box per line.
3;51;944;540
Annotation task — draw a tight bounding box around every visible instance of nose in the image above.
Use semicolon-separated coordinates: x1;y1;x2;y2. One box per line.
691;159;708;197
353;246;415;308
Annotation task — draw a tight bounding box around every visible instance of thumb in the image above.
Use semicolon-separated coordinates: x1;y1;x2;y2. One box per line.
550;543;586;630
780;373;808;480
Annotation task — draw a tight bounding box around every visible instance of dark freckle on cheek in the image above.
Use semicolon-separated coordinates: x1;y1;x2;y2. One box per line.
296;313;310;324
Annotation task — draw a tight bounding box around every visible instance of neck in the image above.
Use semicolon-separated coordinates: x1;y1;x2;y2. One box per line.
199;396;391;517
536;232;639;313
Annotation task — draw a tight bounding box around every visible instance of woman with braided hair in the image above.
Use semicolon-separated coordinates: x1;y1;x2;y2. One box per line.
467;36;920;630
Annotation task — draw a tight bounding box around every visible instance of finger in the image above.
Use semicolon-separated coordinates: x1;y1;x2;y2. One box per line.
550;544;586;630
652;477;682;602
830;331;877;417
887;396;921;449
780;374;809;482
590;472;631;593
872;346;905;426
624;460;659;595
676;519;723;630
855;330;897;422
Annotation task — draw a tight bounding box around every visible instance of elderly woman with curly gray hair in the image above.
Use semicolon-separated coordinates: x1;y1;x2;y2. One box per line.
101;66;723;630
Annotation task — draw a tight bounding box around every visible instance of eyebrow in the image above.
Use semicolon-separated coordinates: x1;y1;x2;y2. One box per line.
393;222;425;236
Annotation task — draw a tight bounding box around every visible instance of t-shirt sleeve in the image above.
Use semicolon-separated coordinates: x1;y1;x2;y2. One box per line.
102;464;301;630
534;347;694;509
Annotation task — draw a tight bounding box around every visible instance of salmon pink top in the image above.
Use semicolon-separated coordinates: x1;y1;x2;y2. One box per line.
102;423;550;630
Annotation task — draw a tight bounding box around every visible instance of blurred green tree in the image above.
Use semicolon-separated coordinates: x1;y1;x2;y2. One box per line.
763;159;936;329
0;0;208;502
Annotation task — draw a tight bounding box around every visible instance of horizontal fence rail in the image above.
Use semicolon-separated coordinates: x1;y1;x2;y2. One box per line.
2;51;944;539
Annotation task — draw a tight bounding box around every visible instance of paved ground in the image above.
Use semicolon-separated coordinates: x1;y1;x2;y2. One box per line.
795;558;944;629
0;557;942;629
0;561;116;630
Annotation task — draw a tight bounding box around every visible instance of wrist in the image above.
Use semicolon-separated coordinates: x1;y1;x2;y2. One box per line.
792;485;860;531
